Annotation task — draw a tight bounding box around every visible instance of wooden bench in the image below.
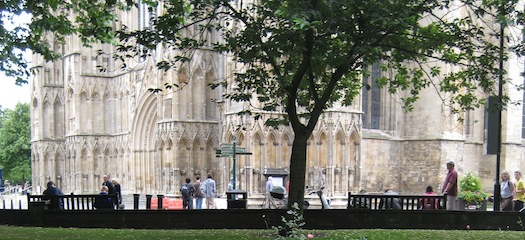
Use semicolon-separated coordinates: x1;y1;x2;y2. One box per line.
347;192;447;210
28;193;117;210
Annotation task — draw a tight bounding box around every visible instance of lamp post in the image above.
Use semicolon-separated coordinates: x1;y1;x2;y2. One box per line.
232;135;237;190
493;3;506;212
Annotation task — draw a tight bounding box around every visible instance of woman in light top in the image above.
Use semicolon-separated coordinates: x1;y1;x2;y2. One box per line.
500;170;515;211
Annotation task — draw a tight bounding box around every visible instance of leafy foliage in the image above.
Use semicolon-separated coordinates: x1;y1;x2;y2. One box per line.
1;0;127;85
457;190;489;204
0;103;31;184
459;172;483;192
458;172;488;203
272;202;306;239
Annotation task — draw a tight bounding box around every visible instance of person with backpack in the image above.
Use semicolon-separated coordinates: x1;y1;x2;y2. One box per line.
193;176;204;209
180;177;195;210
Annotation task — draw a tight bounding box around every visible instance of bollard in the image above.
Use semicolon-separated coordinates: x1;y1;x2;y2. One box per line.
133;194;140;210
69;193;74;210
157;195;164;210
146;194;152;210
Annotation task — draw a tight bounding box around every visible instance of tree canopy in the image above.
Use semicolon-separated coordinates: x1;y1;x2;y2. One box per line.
0;103;31;184
2;0;524;209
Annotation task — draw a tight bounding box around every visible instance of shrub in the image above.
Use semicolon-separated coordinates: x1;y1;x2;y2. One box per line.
459;172;482;192
457;172;488;204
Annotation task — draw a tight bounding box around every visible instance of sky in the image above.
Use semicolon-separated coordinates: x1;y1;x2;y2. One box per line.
0;76;30;110
0;12;31;110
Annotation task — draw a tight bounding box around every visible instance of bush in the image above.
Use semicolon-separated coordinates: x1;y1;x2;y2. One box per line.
459;172;482;192
458;172;488;203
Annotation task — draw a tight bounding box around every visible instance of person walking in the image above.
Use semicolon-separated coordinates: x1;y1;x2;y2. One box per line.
264;176;276;209
514;171;525;212
204;173;216;209
180;177;194;210
500;170;515;211
441;160;458;210
112;178;123;209
193;176;204;209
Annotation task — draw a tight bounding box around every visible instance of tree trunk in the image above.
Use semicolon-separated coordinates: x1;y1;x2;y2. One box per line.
277;131;309;237
287;131;308;211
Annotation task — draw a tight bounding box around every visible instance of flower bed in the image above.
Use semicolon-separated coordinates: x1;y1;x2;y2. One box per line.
457;172;488;210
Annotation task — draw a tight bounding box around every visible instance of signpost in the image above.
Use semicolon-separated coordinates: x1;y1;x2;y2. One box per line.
215;136;252;190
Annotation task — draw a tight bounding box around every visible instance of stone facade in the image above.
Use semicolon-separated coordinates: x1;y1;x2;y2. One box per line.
30;5;525;199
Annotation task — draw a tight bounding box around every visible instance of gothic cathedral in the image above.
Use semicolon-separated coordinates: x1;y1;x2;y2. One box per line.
30;4;525;201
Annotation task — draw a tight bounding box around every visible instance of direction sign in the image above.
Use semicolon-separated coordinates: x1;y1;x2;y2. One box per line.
221;147;246;153
220;143;235;149
216;146;252;157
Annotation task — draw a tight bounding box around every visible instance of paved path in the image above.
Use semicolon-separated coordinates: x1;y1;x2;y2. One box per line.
0;193;229;210
1;192;350;210
123;194;228;210
0;193;27;209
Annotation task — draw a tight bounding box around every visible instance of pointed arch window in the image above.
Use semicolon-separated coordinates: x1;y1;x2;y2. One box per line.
137;0;156;62
362;62;381;129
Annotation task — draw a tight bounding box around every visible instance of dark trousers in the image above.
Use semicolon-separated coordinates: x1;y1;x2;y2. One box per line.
514;200;524;212
182;197;193;210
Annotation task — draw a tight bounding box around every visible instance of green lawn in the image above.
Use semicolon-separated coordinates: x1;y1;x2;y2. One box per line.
0;225;524;239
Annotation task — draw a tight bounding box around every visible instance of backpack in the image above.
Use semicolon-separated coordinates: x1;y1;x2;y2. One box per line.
180;184;190;197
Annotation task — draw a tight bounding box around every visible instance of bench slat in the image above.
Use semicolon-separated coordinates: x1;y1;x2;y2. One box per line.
27;193;117;210
347;193;447;210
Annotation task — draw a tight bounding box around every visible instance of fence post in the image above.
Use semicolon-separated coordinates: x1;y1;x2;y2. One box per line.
133;194;140;210
145;194;152;210
70;192;75;210
157;195;164;210
347;192;352;209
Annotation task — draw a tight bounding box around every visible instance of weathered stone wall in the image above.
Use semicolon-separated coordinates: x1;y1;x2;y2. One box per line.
360;133;401;192
400;140;443;194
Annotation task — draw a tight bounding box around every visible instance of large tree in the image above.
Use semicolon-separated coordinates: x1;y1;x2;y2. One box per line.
2;0;523;210
116;0;519;210
0;103;31;184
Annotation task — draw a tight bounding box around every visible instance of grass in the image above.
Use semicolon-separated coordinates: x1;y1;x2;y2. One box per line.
0;225;524;240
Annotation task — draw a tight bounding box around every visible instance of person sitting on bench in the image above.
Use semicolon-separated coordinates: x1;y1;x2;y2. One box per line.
379;189;402;210
95;186;114;209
